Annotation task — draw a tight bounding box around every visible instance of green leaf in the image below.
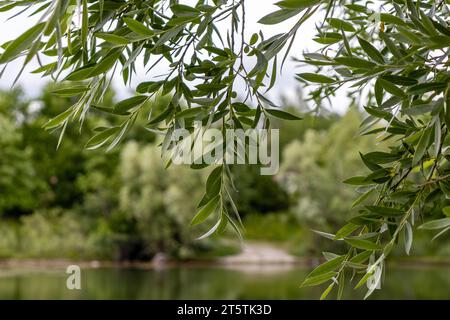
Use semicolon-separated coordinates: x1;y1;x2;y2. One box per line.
250;33;259;45
306;256;345;279
419;218;450;230
195;218;222;240
232;102;251;113
403;103;437;116
320;283;335;300
408;82;447;95
65;66;96;81
52;86;89;97
350;251;372;264
365;105;393;121
337;272;345;300
314;37;342;45
96;33;130;45
364;168;390;183
195;83;227;92
90;50;123;77
322;252;340;261
343;176;373;185
335;223;359;239
123;17;154;37
301;271;337;287
276;0;322;10
365;206;404;217
404;221;413;255
92;105;130;116
176;107;204;119
216;211;228;235
114;95;147;113
136;81;163;94
344;238;382;251
378;78;406;98
204;46;228;57
352;189;375;208
357;37;384;64
380;32;402;59
43;107;73;130
0;22;45;63
345;4;368;13
334;57;376;69
258;9;300;25
419;11;438;36
381;75;418;86
85;127;121;150
432;226;450;241
312;230;336;240
206;166;222;198
265;108;302;120
374;79;383;106
328;18;355;32
148;107;173;125
354;269;375;289
360;152;382;171
297;72;335;83
171;4;200;17
412;127;432;166
363;151;400;164
81;0;88;49
379;13;409;27
397;26;421;44
191;196;219;226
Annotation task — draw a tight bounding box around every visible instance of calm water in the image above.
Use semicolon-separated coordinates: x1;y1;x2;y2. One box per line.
0;265;449;300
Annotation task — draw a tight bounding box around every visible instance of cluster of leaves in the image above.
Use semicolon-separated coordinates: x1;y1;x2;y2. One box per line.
1;0;450;298
0;0;304;240
291;0;450;299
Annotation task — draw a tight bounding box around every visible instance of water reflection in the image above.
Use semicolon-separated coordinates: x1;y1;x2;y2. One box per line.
0;265;449;299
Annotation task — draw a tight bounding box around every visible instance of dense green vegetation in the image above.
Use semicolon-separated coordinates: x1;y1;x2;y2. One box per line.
1;86;449;264
0;0;449;299
0;86;338;258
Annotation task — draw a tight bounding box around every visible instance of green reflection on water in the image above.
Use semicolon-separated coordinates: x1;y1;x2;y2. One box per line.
0;265;449;300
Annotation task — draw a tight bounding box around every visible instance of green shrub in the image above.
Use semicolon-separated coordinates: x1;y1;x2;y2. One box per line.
0;115;44;215
279;110;382;228
18;209;89;259
243;212;303;242
0;221;19;258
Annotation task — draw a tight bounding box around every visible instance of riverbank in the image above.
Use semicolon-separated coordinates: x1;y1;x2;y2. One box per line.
1;242;450;272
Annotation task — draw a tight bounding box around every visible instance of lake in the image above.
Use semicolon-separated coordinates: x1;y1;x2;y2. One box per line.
0;264;449;299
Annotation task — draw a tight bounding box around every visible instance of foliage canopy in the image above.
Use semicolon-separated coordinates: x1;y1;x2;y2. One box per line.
1;0;450;298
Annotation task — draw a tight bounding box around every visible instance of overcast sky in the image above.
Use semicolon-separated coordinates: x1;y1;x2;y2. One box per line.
0;1;348;113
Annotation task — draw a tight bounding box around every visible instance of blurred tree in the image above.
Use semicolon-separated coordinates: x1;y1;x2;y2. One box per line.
231;164;289;216
279;110;380;228
0;88;29;119
272;100;339;154
19;83;116;208
19;208;89;259
117;141;205;259
0;114;44;216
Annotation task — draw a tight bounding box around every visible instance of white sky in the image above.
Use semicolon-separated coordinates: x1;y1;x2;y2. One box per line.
0;1;348;113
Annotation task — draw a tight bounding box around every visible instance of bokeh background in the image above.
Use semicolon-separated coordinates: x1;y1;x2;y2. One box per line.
1;84;450;299
0;2;449;300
